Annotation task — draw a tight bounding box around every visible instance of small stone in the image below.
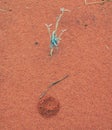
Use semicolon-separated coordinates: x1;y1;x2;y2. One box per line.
34;42;38;45
84;24;88;27
9;9;12;12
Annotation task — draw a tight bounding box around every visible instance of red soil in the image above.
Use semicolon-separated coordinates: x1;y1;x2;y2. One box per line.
0;0;112;130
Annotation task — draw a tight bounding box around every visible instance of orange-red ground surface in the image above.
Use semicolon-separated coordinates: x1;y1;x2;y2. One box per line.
0;0;112;130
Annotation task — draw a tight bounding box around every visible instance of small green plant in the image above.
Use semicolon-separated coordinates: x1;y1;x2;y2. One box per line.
45;8;70;56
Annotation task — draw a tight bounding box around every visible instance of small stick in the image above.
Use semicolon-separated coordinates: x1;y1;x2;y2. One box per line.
58;29;67;40
50;48;54;56
55;8;70;34
0;8;8;12
85;0;112;5
45;24;52;39
105;45;109;49
39;75;69;99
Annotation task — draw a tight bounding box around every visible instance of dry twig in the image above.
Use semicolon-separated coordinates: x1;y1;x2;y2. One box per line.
85;0;112;5
0;8;7;12
39;75;69;99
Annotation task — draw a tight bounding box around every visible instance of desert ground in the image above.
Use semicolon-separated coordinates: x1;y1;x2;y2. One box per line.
0;0;112;130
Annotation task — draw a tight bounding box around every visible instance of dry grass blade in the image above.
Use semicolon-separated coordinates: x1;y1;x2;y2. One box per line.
39;75;69;99
45;24;52;39
85;0;112;5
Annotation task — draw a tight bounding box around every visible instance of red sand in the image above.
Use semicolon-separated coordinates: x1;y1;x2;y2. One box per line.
0;0;112;130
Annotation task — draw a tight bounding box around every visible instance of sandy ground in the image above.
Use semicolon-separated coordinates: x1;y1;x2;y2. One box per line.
0;0;112;130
